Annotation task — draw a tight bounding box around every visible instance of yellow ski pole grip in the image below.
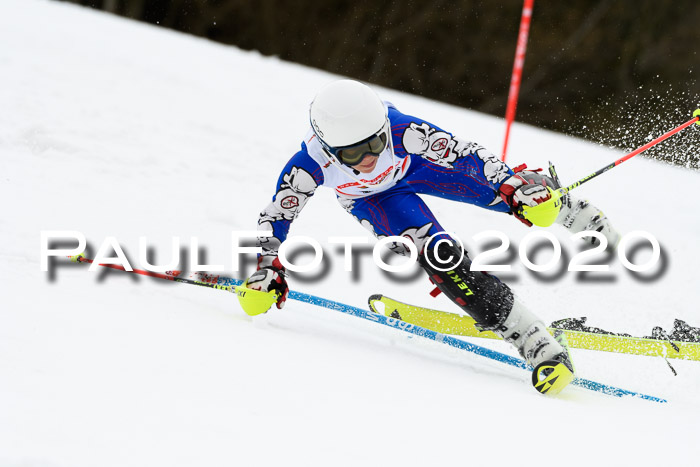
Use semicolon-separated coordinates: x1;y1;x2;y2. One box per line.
69;252;86;262
235;283;280;316
520;186;565;228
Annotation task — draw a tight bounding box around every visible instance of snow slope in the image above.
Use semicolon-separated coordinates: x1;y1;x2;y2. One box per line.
1;1;699;466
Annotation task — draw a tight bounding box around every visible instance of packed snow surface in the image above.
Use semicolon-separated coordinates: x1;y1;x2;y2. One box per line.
1;1;699;465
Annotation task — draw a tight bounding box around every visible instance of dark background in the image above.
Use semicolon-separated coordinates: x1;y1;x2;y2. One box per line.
63;0;699;168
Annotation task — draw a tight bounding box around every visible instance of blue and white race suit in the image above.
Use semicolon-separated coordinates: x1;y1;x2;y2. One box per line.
256;102;516;265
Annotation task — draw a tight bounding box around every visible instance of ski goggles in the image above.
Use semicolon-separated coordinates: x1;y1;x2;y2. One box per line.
326;125;389;166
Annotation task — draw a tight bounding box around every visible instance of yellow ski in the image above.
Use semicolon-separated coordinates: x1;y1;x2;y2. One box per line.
368;294;700;361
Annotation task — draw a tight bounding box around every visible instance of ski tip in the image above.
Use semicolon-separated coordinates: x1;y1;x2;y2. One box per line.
367;294;384;313
694;108;700;125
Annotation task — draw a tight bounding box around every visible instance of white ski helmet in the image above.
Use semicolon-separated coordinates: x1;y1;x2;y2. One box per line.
309;79;389;153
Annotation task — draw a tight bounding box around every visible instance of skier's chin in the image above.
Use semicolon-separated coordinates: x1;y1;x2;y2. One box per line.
354;157;378;173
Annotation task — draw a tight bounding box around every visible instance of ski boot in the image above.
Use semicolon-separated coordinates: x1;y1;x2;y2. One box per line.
494;299;575;395
517;165;621;250
556;197;621;250
531;331;575;395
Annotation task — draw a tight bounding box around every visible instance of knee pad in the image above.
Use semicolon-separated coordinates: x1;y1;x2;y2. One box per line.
418;241;514;329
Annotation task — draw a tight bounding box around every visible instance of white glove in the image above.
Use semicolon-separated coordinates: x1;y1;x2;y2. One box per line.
499;171;552;226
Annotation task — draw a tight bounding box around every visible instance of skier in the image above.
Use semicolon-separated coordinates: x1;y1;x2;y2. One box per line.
245;79;620;393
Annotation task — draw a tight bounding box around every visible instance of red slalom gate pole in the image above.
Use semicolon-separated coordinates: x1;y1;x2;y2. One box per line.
502;0;534;162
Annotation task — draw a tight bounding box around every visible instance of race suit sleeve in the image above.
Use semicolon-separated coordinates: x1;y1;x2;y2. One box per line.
388;104;515;196
256;146;325;268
